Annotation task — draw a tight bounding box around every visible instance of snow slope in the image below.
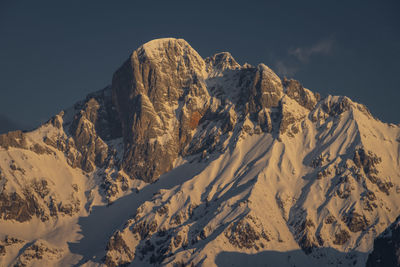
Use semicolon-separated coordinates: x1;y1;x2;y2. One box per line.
102;98;400;267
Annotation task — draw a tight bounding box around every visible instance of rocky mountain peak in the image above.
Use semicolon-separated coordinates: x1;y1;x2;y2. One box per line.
111;38;211;182
135;38;206;74
205;52;240;74
0;38;399;267
110;38;304;182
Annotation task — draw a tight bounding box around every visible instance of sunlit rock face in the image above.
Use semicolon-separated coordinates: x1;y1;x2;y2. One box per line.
111;38;298;182
0;38;399;267
112;38;210;182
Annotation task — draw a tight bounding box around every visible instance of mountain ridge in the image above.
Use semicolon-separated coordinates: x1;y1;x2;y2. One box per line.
0;38;399;267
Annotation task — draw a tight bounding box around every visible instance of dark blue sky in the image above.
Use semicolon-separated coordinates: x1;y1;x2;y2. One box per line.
1;0;399;131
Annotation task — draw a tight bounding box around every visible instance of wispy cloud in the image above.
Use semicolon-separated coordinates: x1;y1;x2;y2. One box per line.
274;60;298;76
289;38;334;63
274;37;334;76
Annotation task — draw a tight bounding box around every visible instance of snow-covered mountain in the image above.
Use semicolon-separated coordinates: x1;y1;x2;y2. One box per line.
0;38;399;267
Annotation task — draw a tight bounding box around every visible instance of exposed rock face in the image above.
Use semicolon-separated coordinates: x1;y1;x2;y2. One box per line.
104;231;134;267
69;100;109;172
343;211;369;233
65;86;122;172
367;216;400;267
333;229;350;245
283;78;319;110
42;86;122;174
290;211;319;254
0;191;41;222
12;240;63;267
0;180;80;222
247;64;283;112
112;38;210;182
224;216;269;250
322;95;352;117
0;130;27;149
75;86;122;141
205;52;240;73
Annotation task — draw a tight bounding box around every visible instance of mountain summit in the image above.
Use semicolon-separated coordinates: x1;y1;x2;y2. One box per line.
0;38;399;267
